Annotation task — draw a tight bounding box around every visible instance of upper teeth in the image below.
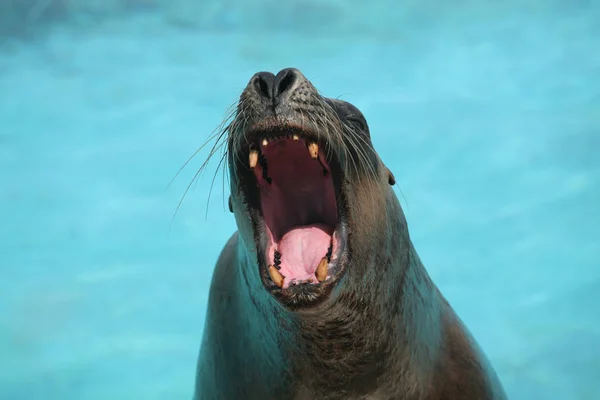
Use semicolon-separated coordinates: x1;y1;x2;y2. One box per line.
249;150;258;169
249;137;320;169
308;142;318;159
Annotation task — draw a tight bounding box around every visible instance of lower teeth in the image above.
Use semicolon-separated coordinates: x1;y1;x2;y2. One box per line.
316;257;328;282
269;241;333;285
274;250;282;270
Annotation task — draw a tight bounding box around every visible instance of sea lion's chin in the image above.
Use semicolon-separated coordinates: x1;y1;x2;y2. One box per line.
236;126;348;310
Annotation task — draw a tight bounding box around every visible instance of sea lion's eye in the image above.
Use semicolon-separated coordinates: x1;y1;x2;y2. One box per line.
346;115;367;132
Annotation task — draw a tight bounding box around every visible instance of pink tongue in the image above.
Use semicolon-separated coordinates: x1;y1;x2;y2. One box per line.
277;224;332;287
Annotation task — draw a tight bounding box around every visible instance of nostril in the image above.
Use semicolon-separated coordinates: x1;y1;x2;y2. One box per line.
253;72;276;99
258;78;269;97
274;68;297;99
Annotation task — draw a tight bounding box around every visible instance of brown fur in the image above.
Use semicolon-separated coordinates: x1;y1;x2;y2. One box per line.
193;69;507;400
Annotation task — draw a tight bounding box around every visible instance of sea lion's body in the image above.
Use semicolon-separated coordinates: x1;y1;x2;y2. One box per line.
193;69;507;400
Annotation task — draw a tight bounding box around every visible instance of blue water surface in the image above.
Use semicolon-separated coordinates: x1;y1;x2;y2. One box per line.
1;1;599;399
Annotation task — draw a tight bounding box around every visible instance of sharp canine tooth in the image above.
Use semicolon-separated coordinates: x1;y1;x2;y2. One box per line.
262;139;268;147
249;150;258;169
268;265;285;287
308;142;318;159
316;257;328;282
293;134;299;140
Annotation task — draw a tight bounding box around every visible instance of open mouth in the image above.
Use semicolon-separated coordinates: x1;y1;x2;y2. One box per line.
238;126;347;301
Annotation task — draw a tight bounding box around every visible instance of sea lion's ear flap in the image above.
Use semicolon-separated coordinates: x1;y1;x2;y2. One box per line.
228;196;233;213
387;168;396;186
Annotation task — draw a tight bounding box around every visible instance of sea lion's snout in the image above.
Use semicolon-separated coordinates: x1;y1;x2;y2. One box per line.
238;67;317;123
250;68;301;108
225;68;383;309
226;68;360;309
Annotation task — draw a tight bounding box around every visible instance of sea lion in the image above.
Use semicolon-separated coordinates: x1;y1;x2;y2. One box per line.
193;68;507;400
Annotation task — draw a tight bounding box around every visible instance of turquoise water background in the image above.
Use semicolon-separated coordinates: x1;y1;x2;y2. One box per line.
1;1;599;399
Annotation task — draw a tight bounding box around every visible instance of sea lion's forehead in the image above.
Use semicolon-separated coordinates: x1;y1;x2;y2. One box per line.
324;98;366;120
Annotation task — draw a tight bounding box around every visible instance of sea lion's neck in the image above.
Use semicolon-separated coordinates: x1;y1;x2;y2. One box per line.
286;243;443;396
235;213;444;396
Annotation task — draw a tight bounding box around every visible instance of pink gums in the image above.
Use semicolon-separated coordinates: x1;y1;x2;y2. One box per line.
253;138;339;288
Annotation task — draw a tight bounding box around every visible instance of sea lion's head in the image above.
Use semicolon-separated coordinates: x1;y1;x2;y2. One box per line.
225;68;401;311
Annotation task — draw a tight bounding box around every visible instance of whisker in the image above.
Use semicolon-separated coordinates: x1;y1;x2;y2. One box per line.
168;100;238;228
204;150;229;221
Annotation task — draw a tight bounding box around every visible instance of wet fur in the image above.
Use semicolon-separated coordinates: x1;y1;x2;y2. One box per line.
193;69;507;400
